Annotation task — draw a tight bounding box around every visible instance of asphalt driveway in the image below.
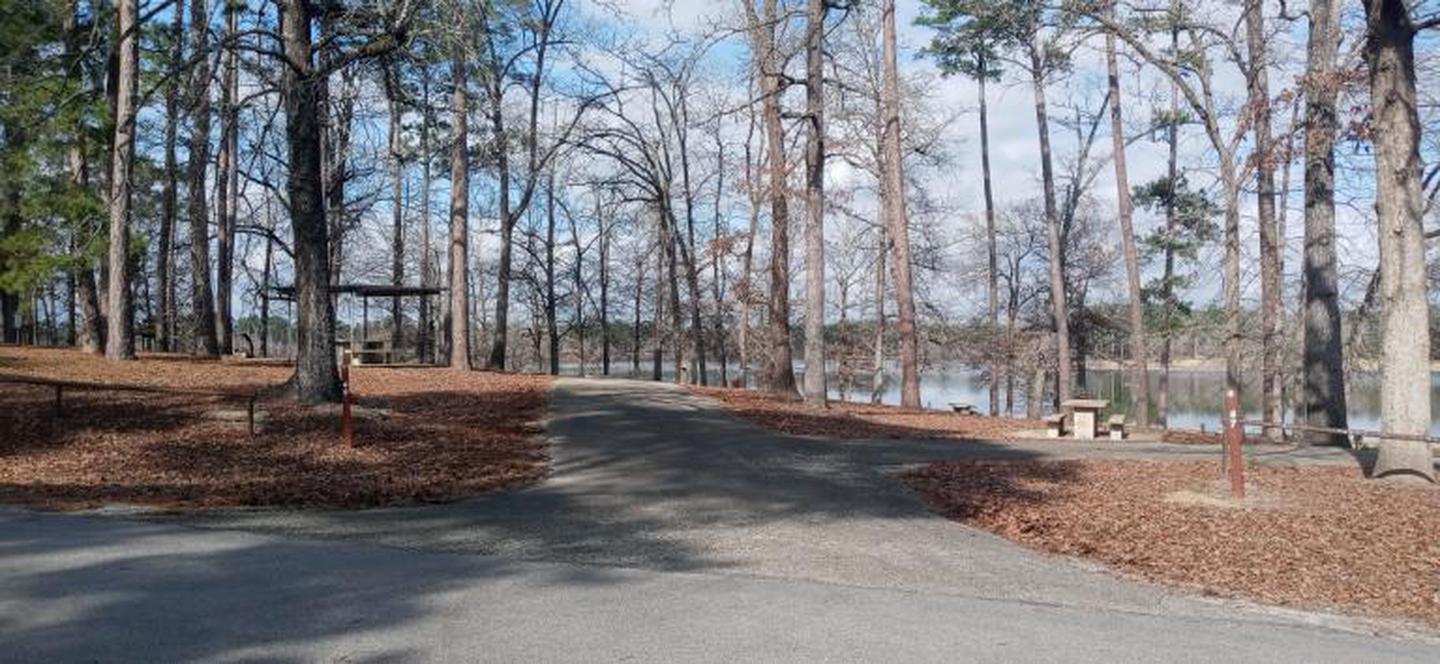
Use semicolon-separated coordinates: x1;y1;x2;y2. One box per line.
1;377;1433;661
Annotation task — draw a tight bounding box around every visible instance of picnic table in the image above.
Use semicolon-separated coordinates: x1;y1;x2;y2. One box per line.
1060;398;1109;440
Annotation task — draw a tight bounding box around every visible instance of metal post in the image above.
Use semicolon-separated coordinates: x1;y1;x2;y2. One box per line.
1225;388;1245;498
341;354;354;448
247;393;257;436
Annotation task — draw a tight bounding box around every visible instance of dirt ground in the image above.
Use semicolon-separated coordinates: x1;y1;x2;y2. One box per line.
690;385;1044;440
0;346;550;510
903;459;1440;626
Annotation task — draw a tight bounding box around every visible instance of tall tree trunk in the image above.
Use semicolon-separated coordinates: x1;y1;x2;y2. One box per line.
664;210;684;383
387;70;406;350
157;0;182;352
801;0;827;406
978;53;1000;417
419;68;433;363
599;199;611;375
215;0;239;355
881;0;921;408
188;0;218;357
1300;0;1349;445
261;233;272;357
62;0;104;353
742;0;797;395
633;251;643;375
447;50;472;369
486;99;514;370
1029;45;1072;406
280;0;340;402
105;0;139;360
1246;0;1282;439
570;200;587;375
711;137;728;387
1220;162;1243;400
738;82;761;388
872;224;887;404
545;172;559;375
1365;0;1433;480
1105;18;1150;426
1158;7;1181;426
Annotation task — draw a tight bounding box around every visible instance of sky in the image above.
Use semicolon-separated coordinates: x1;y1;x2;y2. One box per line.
581;0;1420;319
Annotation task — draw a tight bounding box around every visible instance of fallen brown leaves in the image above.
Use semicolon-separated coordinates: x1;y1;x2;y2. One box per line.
903;459;1440;626
0;346;550;510
690;385;1041;441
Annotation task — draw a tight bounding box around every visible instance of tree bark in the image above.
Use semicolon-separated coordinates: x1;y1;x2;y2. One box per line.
801;0;827;406
1300;0;1349;445
1029;44;1072;406
1220;160;1243;401
188;0;218;357
742;0;797;396
447;49;472;370
419;68;433;363
280;0;340;402
61;0;104;354
881;0;921;409
387;68;406;350
1105;17;1150;427
215;0;239;355
1245;0;1282;439
545;172;559;375
599;199;611;375
1365;0;1433;480
157;0;182;352
104;0;139;360
978;53;999;417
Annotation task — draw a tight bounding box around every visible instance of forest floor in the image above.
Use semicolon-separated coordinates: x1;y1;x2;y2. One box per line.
903;459;1440;626
0;346;550;510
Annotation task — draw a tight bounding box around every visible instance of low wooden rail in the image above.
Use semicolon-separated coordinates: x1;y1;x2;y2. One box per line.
1233;418;1440;446
0;374;263;436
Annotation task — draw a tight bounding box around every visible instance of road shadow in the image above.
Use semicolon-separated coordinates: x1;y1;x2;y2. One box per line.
168;379;1065;577
0;510;638;662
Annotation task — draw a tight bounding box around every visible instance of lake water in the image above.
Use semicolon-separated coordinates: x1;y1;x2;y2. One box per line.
572;361;1440;435
833;365;1440;435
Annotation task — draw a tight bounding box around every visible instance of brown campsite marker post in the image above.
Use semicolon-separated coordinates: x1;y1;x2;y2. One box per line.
341;355;354;448
1224;389;1245;498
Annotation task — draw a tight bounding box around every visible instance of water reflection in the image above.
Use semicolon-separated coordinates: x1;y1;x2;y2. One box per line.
832;365;1440;435
565;361;1440;434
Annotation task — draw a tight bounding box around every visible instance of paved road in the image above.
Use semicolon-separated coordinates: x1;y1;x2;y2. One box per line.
1;378;1434;661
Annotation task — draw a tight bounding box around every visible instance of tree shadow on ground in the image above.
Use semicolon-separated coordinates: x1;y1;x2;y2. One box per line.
171;379;1073;575
2;378;1089;659
0;510;640;662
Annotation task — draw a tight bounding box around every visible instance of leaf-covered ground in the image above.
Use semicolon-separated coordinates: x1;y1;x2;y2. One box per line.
903;459;1440;626
0;346;550;510
691;385;1044;440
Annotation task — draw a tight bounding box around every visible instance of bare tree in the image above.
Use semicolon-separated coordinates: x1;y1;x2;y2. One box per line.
1366;0;1434;480
104;0;139;360
447;11;471;369
1299;0;1348;444
1244;0;1282;439
801;0;828;405
1104;3;1149;426
739;0;799;396
216;0;241;354
158;0;184;353
880;0;921;408
188;0;219;357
